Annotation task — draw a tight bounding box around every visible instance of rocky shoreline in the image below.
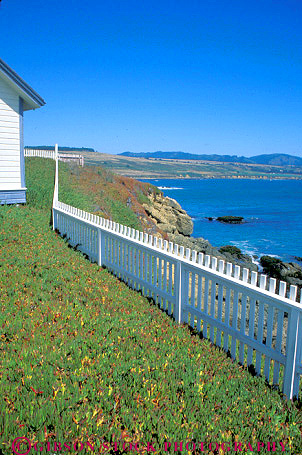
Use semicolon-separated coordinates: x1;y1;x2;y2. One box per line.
143;193;257;272
143;192;302;290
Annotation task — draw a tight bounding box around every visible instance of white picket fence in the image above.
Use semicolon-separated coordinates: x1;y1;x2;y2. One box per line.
25;148;56;159
25;148;84;166
30;145;302;400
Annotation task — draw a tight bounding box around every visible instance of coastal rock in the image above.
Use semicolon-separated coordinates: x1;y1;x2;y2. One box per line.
169;233;218;256
143;194;193;236
143;192;257;272
168;233;258;272
260;256;302;288
217;216;244;224
142;189;301;290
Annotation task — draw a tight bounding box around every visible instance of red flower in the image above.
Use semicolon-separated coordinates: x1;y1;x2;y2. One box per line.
30;387;43;395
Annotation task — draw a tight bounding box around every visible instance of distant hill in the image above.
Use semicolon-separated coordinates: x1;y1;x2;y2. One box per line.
249;154;302;166
120;151;302;167
121;151;251;163
25;145;96;153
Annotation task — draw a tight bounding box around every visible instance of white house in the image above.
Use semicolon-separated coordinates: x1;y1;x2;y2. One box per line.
0;58;45;204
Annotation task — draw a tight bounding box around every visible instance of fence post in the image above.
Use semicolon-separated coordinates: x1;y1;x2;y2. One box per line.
52;144;59;231
98;228;105;267
283;307;300;399
53;208;57;231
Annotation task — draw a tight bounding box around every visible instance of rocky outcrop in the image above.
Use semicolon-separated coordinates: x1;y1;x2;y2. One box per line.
143;193;257;272
168;233;258;272
143;193;193;237
260;256;302;288
217;216;244;224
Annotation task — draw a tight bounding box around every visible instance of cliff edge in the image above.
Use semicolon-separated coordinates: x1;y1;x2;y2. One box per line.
143;193;258;273
143;193;193;237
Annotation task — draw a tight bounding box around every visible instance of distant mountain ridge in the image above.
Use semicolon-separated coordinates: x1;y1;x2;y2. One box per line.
120;151;302;166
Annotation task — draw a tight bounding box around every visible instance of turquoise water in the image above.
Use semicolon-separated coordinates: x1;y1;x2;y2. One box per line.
140;179;302;264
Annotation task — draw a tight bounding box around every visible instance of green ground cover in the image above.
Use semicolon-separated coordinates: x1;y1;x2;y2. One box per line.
25;158;156;231
0;159;301;454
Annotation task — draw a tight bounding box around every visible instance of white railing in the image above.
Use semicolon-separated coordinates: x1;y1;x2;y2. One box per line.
25;148;84;166
29;144;301;400
25;148;56;159
58;153;84;167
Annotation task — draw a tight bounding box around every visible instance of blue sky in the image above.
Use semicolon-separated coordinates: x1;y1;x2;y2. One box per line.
1;0;302;156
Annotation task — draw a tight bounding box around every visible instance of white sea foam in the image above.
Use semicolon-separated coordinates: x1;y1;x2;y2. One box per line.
157;186;183;190
229;240;260;266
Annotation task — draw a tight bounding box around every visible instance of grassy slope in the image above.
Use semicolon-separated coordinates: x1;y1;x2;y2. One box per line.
25;157;161;232
0;159;301;454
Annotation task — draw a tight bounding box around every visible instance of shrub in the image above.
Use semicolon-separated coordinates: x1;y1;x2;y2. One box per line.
219;245;243;257
260;255;283;279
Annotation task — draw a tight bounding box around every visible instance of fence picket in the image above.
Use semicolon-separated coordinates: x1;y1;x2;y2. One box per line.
263;278;276;381
223;263;232;352
239;268;249;365
230;265;240;359
255;275;267;374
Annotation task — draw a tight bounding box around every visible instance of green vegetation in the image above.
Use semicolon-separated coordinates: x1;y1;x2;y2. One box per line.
260;256;284;279
0;158;301;453
104;196;141;230
25;158;158;231
26;158;95;212
260;256;302;282
219;245;243;258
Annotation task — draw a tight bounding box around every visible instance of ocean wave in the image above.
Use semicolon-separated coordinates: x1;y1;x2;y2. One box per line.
158;186;183;190
231;240;283;268
229;240;260;265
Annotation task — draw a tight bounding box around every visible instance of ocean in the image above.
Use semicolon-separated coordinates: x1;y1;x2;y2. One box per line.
140;178;302;265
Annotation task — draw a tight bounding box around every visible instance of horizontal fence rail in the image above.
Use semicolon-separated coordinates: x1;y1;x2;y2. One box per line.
53;199;302;400
25;149;84;166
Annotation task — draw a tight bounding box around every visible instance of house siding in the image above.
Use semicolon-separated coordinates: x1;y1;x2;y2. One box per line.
0;77;21;192
19;97;25;188
0;189;26;204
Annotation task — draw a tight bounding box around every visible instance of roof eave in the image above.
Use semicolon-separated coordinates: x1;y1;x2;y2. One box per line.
0;58;45;110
